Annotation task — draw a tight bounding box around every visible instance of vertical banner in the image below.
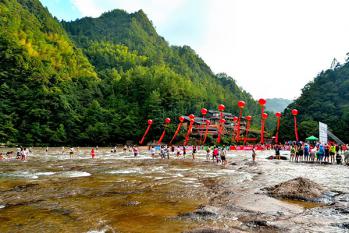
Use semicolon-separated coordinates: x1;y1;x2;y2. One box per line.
319;122;328;144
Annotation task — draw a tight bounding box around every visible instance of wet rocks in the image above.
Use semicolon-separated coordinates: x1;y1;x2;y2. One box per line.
238;215;280;232
266;155;288;160
266;177;325;201
183;228;231;233
123;201;141;207
179;206;219;220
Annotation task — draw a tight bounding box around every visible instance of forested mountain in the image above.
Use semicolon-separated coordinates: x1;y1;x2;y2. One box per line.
0;0;98;145
266;98;292;113
0;0;265;146
279;64;349;143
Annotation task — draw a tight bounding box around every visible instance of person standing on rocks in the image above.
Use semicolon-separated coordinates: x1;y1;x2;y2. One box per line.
192;146;197;160
91;148;95;159
330;144;336;164
221;146;227;166
252;146;256;162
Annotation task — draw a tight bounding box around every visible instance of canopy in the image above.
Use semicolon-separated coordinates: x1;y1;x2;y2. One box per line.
306;135;318;141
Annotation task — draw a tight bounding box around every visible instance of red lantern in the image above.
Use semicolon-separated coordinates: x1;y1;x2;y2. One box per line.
220;119;226;124
275;112;282;118
262;113;268;119
218;104;225;112
140;119;153;144
206;119;211;124
291;109;298;116
246;115;252;121
201;108;208;115
238;101;246;109
189;114;195;120
179;116;185;122
165;118;171;124
259;98;266;106
233;116;238;122
292;109;299;141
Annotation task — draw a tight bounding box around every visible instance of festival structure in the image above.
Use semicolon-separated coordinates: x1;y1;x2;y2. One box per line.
139;99;302;146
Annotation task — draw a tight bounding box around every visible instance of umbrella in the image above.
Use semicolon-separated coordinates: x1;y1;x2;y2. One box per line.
306;135;318;141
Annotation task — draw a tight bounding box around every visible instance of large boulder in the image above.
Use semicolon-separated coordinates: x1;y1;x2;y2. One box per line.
266;177;324;201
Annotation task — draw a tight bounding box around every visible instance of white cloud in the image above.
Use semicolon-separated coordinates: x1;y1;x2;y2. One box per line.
195;0;349;99
70;0;103;17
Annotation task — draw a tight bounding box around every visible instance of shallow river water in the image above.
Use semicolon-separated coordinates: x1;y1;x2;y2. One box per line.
0;148;348;233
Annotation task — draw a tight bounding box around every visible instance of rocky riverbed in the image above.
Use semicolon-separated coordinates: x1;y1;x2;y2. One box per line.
0;148;348;232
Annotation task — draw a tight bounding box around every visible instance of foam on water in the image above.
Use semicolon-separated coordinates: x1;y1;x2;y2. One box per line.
35;172;56;176
107;167;143;174
2;171;39;179
59;171;91;178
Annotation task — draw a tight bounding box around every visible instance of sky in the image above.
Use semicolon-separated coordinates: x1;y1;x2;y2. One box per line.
40;0;349;100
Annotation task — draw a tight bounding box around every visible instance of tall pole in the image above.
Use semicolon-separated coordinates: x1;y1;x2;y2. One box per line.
217;104;225;144
259;98;267;144
244;116;252;145
275;112;281;144
292;109;299;141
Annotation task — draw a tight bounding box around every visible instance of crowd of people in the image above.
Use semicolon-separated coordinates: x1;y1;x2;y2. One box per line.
1;143;348;166
287;142;349;164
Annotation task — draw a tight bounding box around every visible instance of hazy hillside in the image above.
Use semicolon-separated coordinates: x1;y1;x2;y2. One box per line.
266;98;292;113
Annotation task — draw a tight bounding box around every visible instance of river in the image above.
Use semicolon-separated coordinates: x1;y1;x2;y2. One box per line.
0;147;348;232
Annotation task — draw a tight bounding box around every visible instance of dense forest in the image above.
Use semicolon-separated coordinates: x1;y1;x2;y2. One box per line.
1;0;276;146
279;64;349;143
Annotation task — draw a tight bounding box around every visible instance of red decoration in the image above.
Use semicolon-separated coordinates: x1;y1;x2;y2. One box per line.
292;109;299;141
158;118;171;145
238;100;246;109
219;119;226;124
260;113;268;144
292;109;298;116
275;112;281;144
244;115;252;145
258;98;266;106
233;116;238;122
218;104;225;112
139;119;153;145
202;119;211;145
179;116;185;122
184;116;195;145
217;104;225;144
259;98;267;144
169;116;184;145
201;108;208;115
